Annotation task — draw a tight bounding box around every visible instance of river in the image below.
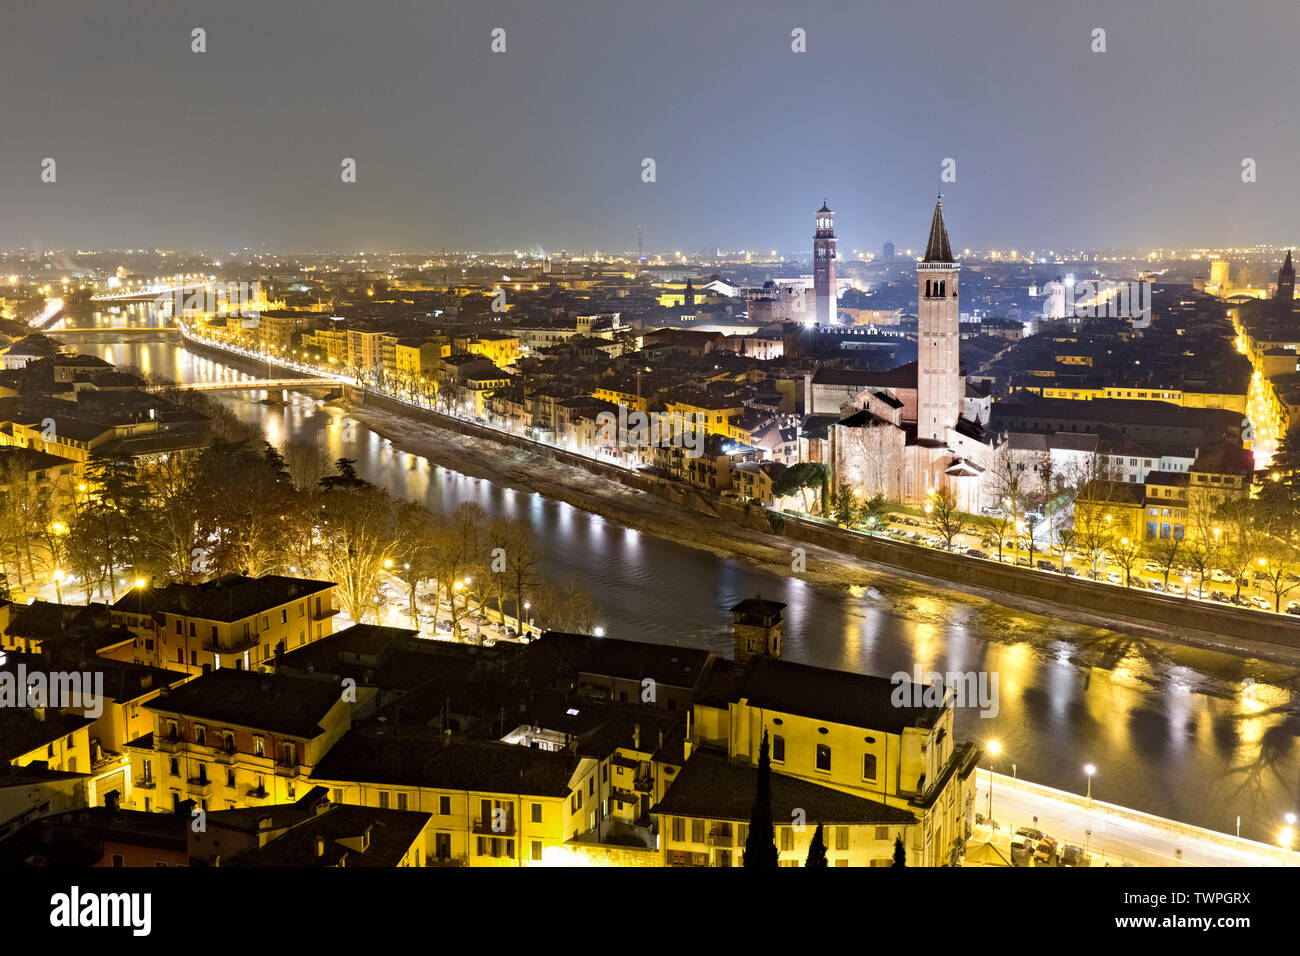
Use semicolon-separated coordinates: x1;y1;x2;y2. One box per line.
45;305;1300;844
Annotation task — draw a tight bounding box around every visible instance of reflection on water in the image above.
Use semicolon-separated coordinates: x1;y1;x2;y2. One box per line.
48;317;1300;843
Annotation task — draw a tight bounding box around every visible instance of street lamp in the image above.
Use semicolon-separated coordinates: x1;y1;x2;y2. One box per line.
53;569;64;604
986;740;1002;828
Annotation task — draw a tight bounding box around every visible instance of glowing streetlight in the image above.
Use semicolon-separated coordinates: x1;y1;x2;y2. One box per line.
986;740;1002;826
133;577;146;589
1084;763;1096;803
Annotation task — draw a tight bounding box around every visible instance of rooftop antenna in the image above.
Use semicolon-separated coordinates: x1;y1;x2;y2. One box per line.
637;225;643;263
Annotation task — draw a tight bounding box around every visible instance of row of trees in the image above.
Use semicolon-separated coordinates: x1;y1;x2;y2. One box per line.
0;430;597;634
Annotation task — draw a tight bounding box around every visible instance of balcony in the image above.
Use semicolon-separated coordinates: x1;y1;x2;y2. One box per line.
155;736;182;754
633;771;653;793
426;855;467;867
246;785;269;800
213;748;237;765
707;826;734;847
187;777;212;798
134;776;156;791
311;606;341;623
274;761;297;777
472;817;516;837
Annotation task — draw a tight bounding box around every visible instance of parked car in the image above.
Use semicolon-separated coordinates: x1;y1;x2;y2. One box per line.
1143;562;1163;574
1016;558;1031;567
1148;581;1165;593
436;619;453;632
1287;602;1300;616
1033;837;1059;866
1015;827;1044;842
1211;591;1230;603
903;517;921;527
966;548;988;559
1105;571;1122;584
1037;560;1058;572
1060;844;1090;867
1010;834;1035;866
1210;569;1234;584
1167;582;1185;595
1129;578;1146;589
1062;566;1079;576
1251;595;1272;610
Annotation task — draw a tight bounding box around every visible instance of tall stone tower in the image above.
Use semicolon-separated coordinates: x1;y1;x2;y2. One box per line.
813;201;837;324
730;596;786;663
916;198;962;442
1277;250;1294;302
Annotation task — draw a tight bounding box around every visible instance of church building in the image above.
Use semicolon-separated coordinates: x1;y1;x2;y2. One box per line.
801;199;998;511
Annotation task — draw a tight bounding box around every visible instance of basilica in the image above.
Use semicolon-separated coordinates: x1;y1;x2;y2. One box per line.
800;200;998;511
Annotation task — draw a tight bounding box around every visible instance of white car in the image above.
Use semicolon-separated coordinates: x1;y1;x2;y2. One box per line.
1167;582;1185;595
1210;570;1234;584
1251;595;1272;610
1106;571;1122;584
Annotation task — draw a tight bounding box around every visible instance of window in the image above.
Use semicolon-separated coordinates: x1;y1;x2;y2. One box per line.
780;828;794;851
439;796;452;815
863;753;878;781
332;789;342;803
112;854;124;867
671;817;685;841
169;758;179;777
835;827;850;851
397;792;408;811
875;826;891;841
531;840;543;861
253;737;265;757
771;734;785;763
280;609;288;624
815;745;831;773
531;802;542;823
691;819;705;843
379;791;390;809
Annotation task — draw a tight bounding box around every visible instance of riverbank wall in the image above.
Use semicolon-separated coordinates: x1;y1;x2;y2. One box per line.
178;333;1300;657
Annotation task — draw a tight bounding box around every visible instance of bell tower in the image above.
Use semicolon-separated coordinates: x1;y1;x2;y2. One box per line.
731;595;786;662
1278;250;1294;302
813;201;837;324
916;198;962;442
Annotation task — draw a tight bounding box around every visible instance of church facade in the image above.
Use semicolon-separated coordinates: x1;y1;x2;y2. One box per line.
801;200;998;512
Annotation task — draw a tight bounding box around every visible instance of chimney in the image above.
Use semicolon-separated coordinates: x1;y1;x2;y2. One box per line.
633;723;640;751
315;836;326;857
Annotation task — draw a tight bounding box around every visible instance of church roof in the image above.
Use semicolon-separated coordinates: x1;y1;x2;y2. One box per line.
818;200;832;213
1283;250;1294;277
923;201;954;264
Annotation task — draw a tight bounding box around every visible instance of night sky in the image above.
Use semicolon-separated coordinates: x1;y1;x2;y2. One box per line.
3;0;1296;254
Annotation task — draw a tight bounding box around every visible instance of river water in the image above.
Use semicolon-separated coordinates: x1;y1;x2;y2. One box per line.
47;305;1300;844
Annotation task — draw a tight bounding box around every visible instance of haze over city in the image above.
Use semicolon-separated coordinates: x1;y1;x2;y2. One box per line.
3;0;1296;254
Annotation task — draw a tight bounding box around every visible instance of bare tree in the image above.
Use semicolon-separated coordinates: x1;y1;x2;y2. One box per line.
924;487;967;550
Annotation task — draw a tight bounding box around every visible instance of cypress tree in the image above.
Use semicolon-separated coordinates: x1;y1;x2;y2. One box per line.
805;823;828;867
743;729;779;867
892;835;906;867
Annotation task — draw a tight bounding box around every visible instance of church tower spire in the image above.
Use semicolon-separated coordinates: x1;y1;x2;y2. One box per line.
1278;250;1295;302
916;198;962;441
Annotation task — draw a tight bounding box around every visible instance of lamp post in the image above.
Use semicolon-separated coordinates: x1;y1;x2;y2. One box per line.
53;569;64;604
986;740;1001;829
1085;763;1096;805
